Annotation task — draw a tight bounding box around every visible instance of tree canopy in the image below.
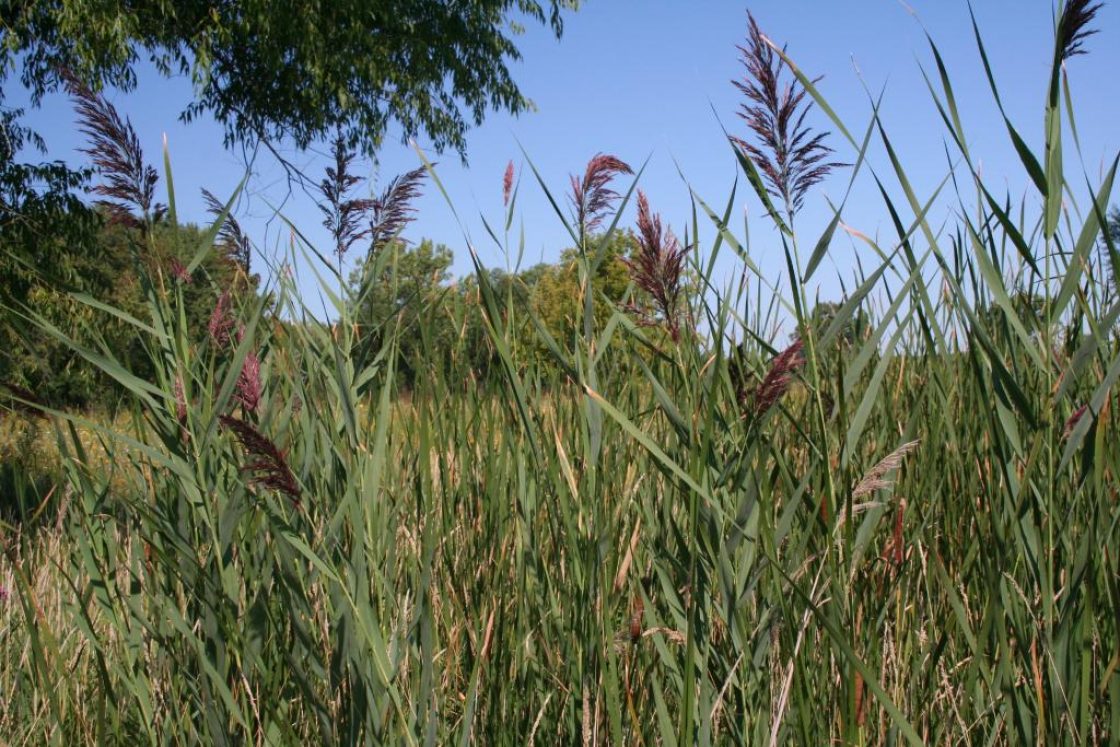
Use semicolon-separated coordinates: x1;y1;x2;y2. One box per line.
1;0;579;157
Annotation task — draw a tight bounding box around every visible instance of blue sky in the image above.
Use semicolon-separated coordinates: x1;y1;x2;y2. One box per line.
12;1;1120;320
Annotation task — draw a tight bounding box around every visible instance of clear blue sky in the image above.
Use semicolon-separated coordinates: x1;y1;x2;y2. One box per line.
12;1;1120;320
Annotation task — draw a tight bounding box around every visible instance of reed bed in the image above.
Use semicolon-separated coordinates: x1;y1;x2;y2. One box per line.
1;3;1118;744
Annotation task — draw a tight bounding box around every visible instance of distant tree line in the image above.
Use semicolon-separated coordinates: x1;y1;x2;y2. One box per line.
1;210;256;409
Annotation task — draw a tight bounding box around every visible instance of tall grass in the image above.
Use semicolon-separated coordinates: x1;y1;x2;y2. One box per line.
2;3;1119;744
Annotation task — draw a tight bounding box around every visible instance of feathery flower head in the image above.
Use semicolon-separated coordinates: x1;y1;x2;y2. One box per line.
742;337;806;418
235;348;262;414
64;70;161;226
503;160;515;206
731;13;843;218
370;166;427;252
1059;0;1103;60
1063;403;1089;439
202;188;253;274
208;290;235;347
219;415;301;504
570;154;633;235
168;257;192;284
320;135;374;259
623;190;690;341
852;440;920;498
172;376;188;424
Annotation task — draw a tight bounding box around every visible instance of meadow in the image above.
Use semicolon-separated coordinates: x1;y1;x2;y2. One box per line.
1;5;1119;745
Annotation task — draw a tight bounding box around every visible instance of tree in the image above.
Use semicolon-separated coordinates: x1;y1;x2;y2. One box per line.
349;238;455;384
531;231;637;347
1;87;98;320
1;213;254;408
800;300;871;349
1;0;579;158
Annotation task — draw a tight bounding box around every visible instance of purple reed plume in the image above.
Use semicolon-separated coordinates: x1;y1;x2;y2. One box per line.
742;337;806;419
168;257;192;284
1059;0;1103;60
235;347;262;414
732;13;843;218
172;376;188;424
319;134;374;259
369;166;428;252
623;190;690;342
570;154;633;236
64;70;161;226
503;160;515;206
202;188;253;275
219;414;301;504
1063;403;1089;439
208;290;235;348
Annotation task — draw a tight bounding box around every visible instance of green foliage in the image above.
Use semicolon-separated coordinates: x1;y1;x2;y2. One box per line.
347;231;645;385
0;88;96;324
350;238;455;384
0;215;255;408
2;4;1120;745
1103;205;1120;297
0;0;579;157
530;230;637;348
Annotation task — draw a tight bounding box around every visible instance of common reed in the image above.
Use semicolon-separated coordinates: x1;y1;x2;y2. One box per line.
731;12;843;219
202;187;253;274
503;160;515;206
3;5;1117;745
569;153;633;235
64;70;161;226
369;166;428;252
319;134;374;259
218;414;301;503
623;190;689;341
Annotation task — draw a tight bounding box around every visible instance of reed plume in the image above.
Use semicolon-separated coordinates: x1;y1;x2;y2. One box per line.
369;166;427;252
208;290;235;347
503;160;515;206
1058;0;1103;60
320;134;374;259
732;13;843;218
852;440;920;498
1063;403;1089;439
570;154;632;236
234;347;262;414
172;376;188;425
167;257;192;284
742;338;806;418
219;414;301;504
202;188;253;274
623;190;690;341
64;70;161;227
